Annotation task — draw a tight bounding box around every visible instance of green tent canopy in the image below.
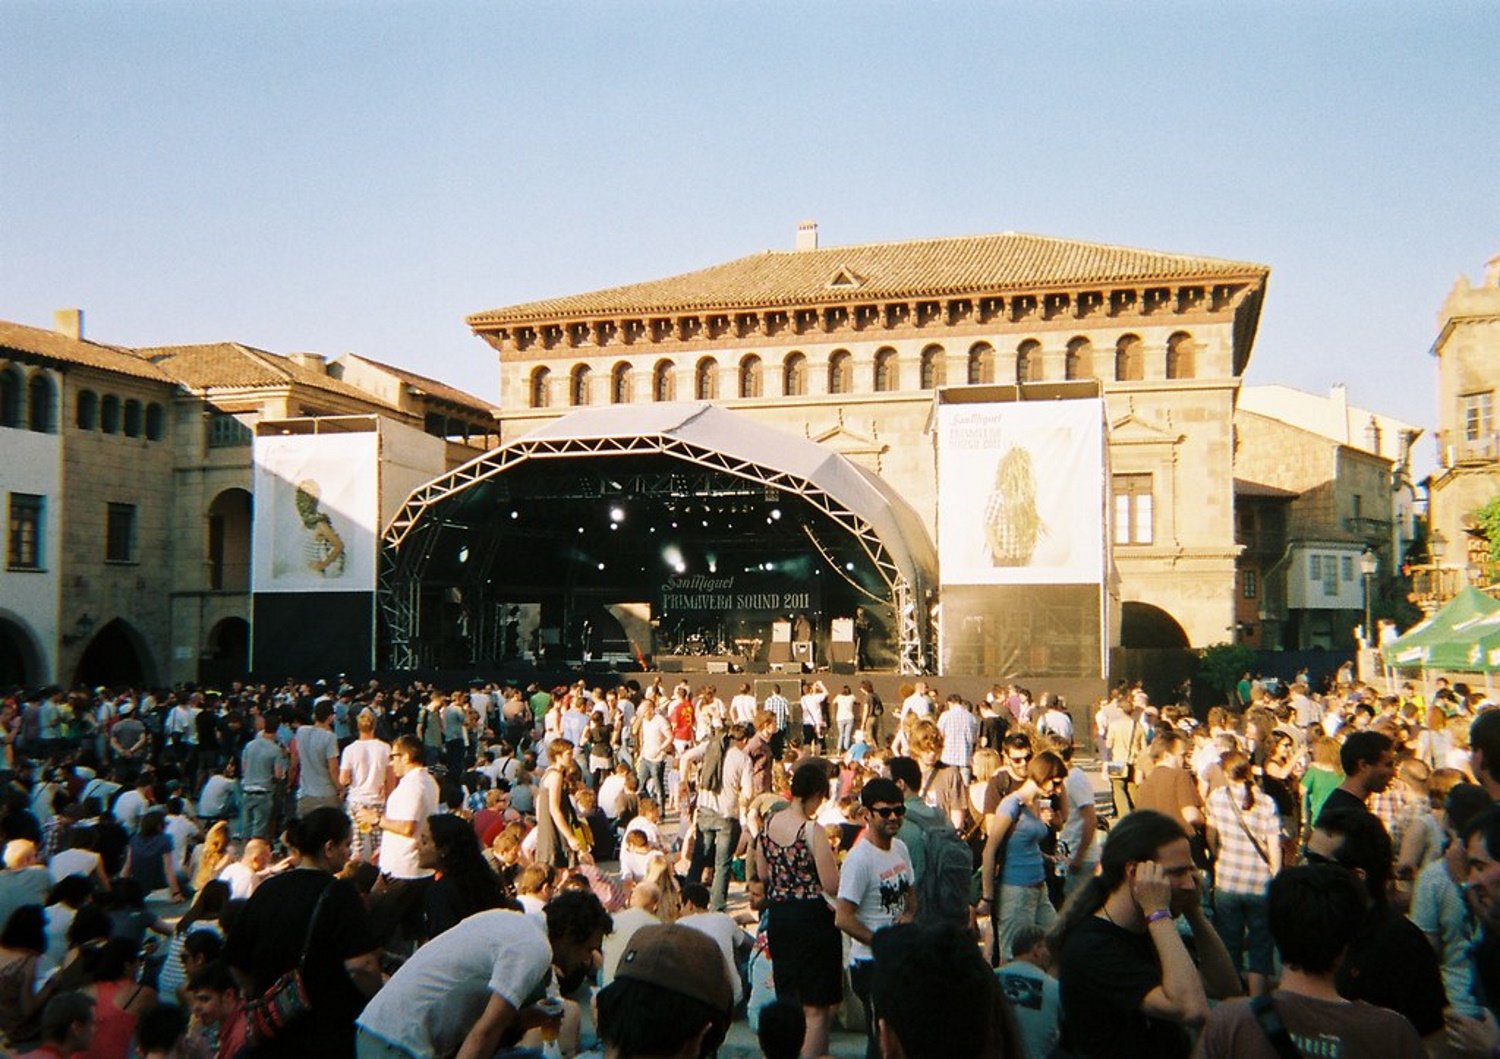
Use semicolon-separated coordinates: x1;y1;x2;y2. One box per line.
1381;586;1500;672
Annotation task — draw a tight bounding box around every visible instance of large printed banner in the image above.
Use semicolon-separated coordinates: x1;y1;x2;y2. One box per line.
252;432;379;593
937;399;1108;586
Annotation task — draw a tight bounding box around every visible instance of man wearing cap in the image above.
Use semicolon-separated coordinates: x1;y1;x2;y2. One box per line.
355;891;611;1059
595;922;736;1059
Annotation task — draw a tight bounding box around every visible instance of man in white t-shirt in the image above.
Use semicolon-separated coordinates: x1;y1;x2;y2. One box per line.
635;700;673;803
900;681;933;722
217;838;270;900
355;894;612;1059
834;776;916;1058
111;772;155;835
676;883;746;1004
339;709;392;863
729;684;758;726
374;734;439;946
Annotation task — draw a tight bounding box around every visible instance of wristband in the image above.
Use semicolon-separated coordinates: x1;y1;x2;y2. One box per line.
1145;909;1173;926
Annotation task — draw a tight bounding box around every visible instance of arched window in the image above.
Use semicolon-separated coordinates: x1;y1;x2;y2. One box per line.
739;355;763;399
652;360;675;402
967;343;995;385
101;394;121;434
874;348;898;392
529;366;551;409
1115;334;1144;381
919;345;945;389
695;357;719;400
26;373;55;433
610;363;631;404
1065;337;1093;381
828;350;852;395
1016;339;1042;384
76;389;98;430
123;399;143;437
783;352;807;397
145;403;165;440
569;364;591;406
0;367;21;427
1166;332;1196;380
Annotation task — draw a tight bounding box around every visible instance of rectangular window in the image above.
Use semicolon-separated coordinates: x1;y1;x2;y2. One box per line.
106;503;136;563
1341;555;1353;582
1242;569;1257;599
1323;556;1339;596
1112;474;1154;545
207;414;253;448
6;493;43;570
1463;391;1494;442
1309;555;1321;580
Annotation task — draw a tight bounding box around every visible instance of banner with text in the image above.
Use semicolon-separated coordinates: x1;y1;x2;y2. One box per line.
937;398;1108;586
252;432;379;593
656;572;822;618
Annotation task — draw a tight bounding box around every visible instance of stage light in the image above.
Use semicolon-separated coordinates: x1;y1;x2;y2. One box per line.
597;562;606;570
577;526;584;534
458;546;469;563
845;562;854;571
673;561;686;574
770;508;782;520
701;519;709;527
509;510;519;520
609;506;625;523
609;524;618;531
671;521;678;529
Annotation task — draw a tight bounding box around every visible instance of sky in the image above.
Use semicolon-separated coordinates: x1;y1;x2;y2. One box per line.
4;2;1497;472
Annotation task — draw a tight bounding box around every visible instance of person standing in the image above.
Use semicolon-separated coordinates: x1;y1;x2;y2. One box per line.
937;695;978;783
374;735;439;948
291;701;341;818
1316;730;1395;824
762;685;790;760
834;777;915;1059
238;715;285;842
684;723;753;912
858;681;887;750
1103;693;1147;819
1203;750;1280;996
978;751;1068;961
635;700;672;804
340;709;392;864
754;761;841;1059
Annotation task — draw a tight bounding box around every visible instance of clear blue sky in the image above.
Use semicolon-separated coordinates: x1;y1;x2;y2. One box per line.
4;2;1496;466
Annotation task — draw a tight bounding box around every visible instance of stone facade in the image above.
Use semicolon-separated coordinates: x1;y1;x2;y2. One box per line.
471;230;1269;652
1430;254;1500;579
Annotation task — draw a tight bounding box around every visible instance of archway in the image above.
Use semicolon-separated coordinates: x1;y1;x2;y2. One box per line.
73;619;157;688
200;617;250;686
0;612;44;689
1120;601;1191;649
207;488;253;591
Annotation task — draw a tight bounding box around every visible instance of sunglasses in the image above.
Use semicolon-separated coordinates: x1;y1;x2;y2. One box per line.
1008;755;1032;765
870;805;907;818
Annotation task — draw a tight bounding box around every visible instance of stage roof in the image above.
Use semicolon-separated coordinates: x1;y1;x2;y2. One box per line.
388;402;938;595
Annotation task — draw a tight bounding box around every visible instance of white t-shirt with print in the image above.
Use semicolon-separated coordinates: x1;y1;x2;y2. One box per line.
837;836;914;962
383;768;438;879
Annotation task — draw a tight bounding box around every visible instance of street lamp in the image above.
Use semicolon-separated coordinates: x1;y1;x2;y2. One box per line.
1359;549;1378;646
1431;530;1448;565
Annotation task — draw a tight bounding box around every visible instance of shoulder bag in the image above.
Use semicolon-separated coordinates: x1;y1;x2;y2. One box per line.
1225;787;1275;868
1249;994;1304;1059
244;877;337;1045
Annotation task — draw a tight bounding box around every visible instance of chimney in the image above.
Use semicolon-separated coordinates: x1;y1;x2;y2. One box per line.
288;352;327;373
1484;253;1500;288
53;308;84;340
796;220;819;252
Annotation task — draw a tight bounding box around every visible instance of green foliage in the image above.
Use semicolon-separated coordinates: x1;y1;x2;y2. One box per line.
1198;642;1256;695
1475;496;1500;565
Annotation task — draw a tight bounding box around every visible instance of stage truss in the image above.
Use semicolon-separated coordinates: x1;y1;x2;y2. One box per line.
380;429;933;674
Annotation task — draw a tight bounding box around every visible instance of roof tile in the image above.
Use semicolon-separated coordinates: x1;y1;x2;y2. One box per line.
0;320;173;383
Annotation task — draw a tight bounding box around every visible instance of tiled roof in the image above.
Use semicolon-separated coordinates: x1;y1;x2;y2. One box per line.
0;320;173;383
470;231;1269;325
140;343;400;409
338;353;498;417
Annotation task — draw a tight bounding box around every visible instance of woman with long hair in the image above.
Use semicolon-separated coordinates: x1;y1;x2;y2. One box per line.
78;937;157;1059
0;905;64;1048
155;879;230;1004
978;750;1068;961
417;813;508;940
191;820;232;893
221;807;381;1057
536;738;590;869
1204;749;1280;996
754;759;841;1059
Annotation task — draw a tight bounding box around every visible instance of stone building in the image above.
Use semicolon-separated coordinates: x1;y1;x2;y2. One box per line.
1233;385;1420;650
468;226;1269;654
1429;254;1500;588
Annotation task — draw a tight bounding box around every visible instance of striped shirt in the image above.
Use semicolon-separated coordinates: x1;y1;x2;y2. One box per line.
1207;784;1280;896
764;694;790;733
937;705;978;768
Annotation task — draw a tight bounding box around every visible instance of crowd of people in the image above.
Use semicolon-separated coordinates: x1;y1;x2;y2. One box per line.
0;670;1497;1057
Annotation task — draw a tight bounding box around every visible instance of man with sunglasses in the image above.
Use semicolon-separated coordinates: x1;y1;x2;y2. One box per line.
834;777;916;1059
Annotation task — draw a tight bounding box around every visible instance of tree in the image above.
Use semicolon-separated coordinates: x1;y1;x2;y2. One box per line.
1475;496;1500;566
1198;642;1255;701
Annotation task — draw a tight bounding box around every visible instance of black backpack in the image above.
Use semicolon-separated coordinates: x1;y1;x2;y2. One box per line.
700;732;731;793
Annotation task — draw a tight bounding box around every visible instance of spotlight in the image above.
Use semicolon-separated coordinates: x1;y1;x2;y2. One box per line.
577;526;584;534
701;519;709;527
509;510;519;520
609;524;618;531
597;562;606;570
609;506;625;523
770;508;782;520
845;562;855;571
457;546;469;563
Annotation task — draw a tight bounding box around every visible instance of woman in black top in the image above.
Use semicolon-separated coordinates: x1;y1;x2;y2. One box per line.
417;813;512;940
223;807;381;1057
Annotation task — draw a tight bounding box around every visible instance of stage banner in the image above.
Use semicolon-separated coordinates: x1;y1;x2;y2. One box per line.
252;432;379;593
657;572;821;619
937;398;1108;586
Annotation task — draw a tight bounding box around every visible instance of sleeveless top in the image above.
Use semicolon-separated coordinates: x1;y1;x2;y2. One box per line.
756;814;824;901
82;978;142;1059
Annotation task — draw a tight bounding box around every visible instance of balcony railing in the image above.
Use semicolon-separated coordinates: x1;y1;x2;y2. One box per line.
1344;516;1394;539
1446;433;1499;466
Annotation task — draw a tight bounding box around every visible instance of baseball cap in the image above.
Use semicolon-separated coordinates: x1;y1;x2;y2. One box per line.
613;924;732;1015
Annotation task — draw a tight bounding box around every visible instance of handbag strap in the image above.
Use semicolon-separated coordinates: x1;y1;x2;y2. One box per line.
1226;787;1274;868
1249;994;1304;1059
297;876;338;971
